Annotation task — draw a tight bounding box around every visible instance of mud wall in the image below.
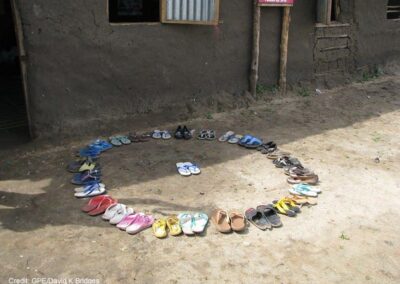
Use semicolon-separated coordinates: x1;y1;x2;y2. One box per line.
16;0;400;137
354;0;400;70
17;0;315;137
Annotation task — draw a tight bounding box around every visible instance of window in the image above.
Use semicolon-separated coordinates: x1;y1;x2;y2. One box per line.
109;0;160;23
161;0;220;25
317;0;341;25
387;0;400;20
108;0;220;25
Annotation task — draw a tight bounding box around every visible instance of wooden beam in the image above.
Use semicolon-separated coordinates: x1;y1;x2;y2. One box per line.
10;0;34;138
279;6;291;95
250;0;261;96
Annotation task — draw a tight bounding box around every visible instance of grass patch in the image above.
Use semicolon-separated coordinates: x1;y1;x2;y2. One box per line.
205;112;213;120
256;84;279;95
297;87;311;97
339;232;350;240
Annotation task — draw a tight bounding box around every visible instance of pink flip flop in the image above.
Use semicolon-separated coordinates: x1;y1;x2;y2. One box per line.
126;214;155;234
116;213;142;230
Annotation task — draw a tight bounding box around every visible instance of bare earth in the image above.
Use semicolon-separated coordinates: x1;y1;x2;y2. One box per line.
1;75;400;284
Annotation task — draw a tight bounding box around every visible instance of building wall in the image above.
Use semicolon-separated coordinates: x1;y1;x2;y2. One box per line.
16;0;399;137
354;0;400;69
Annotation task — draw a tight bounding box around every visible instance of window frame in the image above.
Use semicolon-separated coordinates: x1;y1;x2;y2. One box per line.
160;0;220;26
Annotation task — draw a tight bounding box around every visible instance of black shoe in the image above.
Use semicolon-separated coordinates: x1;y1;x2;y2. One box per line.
182;125;192;140
174;125;183;139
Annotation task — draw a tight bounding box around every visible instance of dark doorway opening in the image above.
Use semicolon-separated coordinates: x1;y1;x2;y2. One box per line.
109;0;160;23
0;0;30;148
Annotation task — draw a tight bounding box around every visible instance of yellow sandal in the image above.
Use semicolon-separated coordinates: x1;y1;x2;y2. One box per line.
166;215;182;236
152;219;168;238
273;199;297;217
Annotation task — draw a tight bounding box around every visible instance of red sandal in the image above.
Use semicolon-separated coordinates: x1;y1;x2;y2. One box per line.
81;195;113;213
88;197;117;216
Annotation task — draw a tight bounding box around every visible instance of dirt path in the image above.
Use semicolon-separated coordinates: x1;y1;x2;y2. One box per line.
1;75;400;283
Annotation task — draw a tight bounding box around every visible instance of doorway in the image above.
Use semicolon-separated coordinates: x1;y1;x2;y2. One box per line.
0;0;30;147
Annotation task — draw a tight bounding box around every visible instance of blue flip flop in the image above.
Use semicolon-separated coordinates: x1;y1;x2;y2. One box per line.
244;137;263;149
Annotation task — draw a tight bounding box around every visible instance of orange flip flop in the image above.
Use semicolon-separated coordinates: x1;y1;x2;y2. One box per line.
211;209;231;233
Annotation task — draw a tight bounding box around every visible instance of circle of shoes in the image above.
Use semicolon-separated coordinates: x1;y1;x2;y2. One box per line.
67;128;321;237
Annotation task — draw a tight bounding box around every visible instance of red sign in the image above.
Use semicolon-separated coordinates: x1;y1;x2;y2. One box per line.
258;0;294;6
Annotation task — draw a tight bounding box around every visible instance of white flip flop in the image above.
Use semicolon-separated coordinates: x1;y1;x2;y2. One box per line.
289;185;318;197
102;203;123;220
162;131;171;140
74;183;105;193
178;213;195;235
184;162;201;175
218;131;235;142
74;184;106;198
109;206;135;225
152;130;162;139
176;163;191;176
192;212;209;233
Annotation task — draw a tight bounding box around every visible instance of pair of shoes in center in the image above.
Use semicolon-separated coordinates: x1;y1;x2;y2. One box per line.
211;209;246;233
174;125;192;140
176;162;201;176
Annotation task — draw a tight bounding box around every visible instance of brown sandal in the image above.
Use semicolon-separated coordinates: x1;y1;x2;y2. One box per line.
287;175;319;185
288;195;318;206
229;210;246;232
211;209;232;233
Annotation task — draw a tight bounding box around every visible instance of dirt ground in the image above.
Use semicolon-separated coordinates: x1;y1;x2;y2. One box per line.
1;75;400;284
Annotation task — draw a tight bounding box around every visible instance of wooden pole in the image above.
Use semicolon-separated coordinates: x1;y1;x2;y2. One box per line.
10;0;34;138
279;6;291;95
250;0;261;96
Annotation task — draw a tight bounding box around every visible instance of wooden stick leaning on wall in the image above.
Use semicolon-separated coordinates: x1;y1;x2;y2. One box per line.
250;0;261;96
10;0;33;137
279;6;291;95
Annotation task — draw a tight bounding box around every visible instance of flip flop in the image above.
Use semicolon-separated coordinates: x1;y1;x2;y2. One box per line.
109;206;135;225
287;195;318;206
289;184;318;197
273;197;301;213
245;208;271;230
74;182;106;198
211;209;232;233
109;136;122;146
152;130;162;139
256;205;282;228
178;213;195;235
176;163;191;176
161;131;172;140
287;175;319;185
266;150;291;159
219;131;235;142
126;214;154;234
271;199;298;217
295;183;322;193
183;162;201;175
238;135;253;145
67;158;98;173
74;183;105;193
116;135;131;145
257;141;276;151
117;213;142;230
243;137;263;149
88;197;117;216
192;212;209;233
229;210;246;232
228;134;243;144
89;140;113;152
81;195;113;213
78;162;100;173
102;203;123;221
166;215;182;236
152;219;168;238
